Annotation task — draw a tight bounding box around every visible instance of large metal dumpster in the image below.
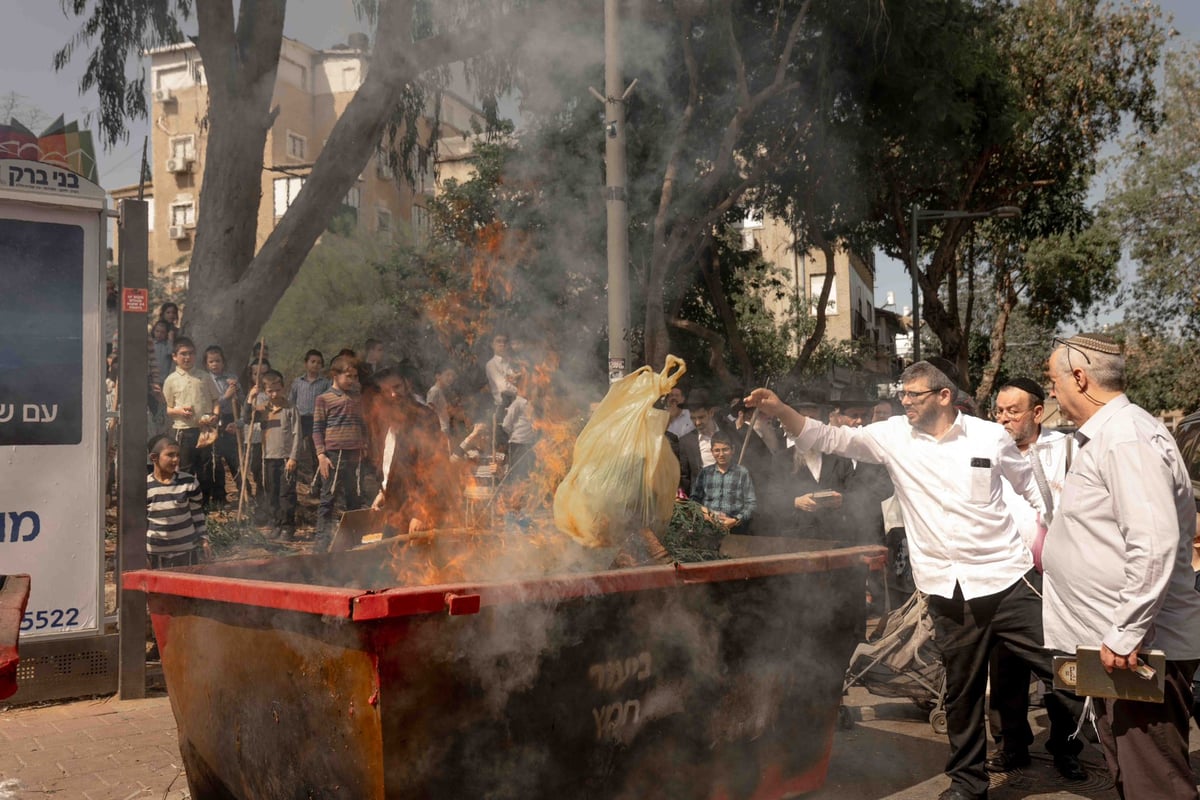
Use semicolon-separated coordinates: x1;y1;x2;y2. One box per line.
124;532;883;799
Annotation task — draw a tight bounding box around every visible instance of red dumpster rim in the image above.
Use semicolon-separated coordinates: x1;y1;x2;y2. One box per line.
124;545;886;621
124;569;362;618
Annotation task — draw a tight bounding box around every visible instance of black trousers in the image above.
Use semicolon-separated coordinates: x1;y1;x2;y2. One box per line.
1095;659;1200;800
928;571;1078;799
174;427;200;476
988;573;1083;758
262;458;297;527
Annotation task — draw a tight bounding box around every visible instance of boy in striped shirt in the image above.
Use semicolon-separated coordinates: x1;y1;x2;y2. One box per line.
146;436;210;568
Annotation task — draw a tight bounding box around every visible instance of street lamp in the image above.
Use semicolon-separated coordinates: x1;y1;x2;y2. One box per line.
908;204;1020;362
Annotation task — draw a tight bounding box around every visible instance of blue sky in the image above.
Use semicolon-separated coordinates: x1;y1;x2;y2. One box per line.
4;0;1197;325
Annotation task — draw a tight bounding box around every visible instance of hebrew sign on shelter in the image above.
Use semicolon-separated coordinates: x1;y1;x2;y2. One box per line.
0;118;106;643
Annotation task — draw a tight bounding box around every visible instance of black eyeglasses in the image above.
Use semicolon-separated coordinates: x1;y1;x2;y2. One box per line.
898;388;939;401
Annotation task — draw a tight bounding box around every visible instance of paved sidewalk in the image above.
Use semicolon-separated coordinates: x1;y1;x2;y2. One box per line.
1;686;1198;799
0;693;187;800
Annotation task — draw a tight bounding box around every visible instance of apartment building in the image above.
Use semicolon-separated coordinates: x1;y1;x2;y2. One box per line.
111;34;480;289
739;210;903;384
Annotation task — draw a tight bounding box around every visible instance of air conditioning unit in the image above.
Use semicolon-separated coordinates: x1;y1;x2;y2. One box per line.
154;88;175;104
168;225;188;241
165;157;192;174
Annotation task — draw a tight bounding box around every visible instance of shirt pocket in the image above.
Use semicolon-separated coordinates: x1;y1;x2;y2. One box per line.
967;465;992;504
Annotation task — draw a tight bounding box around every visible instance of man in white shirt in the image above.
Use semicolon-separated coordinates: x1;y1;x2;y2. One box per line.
665;386;695;438
1044;333;1200;799
485;333;518;405
987;377;1084;780
748;360;1055;800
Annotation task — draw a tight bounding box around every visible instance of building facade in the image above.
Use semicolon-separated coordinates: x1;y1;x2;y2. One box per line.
111;35;479;289
739;211;906;389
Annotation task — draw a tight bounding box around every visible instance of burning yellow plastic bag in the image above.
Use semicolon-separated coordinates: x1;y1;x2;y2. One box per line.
553;355;687;547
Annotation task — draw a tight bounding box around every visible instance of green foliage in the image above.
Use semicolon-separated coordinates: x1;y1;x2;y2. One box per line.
259;230;398;381
1111;325;1200;415
1103;45;1200;337
55;0;191;147
665;500;728;562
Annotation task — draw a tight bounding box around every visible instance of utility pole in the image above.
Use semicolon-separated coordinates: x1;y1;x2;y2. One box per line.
592;0;636;382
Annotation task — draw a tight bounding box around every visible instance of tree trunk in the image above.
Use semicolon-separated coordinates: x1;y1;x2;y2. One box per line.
782;239;836;393
974;270;1016;408
182;0;535;362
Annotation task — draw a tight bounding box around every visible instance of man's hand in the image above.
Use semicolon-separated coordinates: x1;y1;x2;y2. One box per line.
718;514;737;529
1100;642;1141;674
795;494;819;513
744;388;783;417
371;490;385;511
284;458;297;476
318;453;332;480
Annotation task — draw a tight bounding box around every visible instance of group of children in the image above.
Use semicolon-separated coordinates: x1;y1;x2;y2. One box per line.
143;327;567;568
146;338;342;562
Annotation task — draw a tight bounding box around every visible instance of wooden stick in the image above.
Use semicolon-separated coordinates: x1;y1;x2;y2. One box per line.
236;338;266;521
737;407;760;467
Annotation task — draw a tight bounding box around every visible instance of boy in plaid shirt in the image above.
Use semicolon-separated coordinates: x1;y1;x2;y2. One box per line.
690;430;756;531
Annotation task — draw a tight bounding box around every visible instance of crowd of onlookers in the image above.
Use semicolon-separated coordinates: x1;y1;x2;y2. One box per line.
124;314;565;564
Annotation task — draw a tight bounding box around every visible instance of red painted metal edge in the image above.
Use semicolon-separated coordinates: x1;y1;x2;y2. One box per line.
124;569;360;618
352;566;682;621
675;545;886;584
0;575;32;700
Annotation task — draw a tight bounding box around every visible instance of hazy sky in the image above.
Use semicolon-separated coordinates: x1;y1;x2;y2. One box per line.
4;0;1198;323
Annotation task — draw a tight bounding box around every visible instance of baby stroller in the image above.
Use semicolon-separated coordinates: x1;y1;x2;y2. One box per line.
840;591;948;734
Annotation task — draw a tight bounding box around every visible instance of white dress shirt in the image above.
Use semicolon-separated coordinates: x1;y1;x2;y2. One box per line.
698;426;719;467
502;396;534;445
1042;394;1200;659
667;409;696;438
793;413;1044;600
1002;427;1072;549
486;356;515;404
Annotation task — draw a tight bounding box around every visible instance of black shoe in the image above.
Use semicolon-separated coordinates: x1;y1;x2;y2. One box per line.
1053;752;1086;781
938;787;985;800
984;748;1030;772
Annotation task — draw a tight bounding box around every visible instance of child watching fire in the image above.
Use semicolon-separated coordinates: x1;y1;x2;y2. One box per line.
147;435;210;568
312;354;367;550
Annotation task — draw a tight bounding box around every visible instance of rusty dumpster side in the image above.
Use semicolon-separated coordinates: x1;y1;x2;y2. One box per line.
125;542;883;799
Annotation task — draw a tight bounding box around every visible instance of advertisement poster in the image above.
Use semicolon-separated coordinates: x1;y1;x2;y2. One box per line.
0;157;104;640
0;218;84;445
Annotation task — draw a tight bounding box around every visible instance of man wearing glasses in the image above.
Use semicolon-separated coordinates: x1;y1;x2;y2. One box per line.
1043;333;1200;799
747;360;1061;800
986;377;1085;780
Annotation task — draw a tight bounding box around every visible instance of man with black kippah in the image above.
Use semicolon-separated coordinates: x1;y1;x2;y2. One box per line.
986;375;1084;779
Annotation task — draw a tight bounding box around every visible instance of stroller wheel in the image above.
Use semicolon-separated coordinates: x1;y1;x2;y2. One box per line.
837;705;855;730
929;708;948;736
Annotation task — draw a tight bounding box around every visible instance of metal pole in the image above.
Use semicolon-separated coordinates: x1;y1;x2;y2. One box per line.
117;199;149;698
909;203;921;363
604;0;630;381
